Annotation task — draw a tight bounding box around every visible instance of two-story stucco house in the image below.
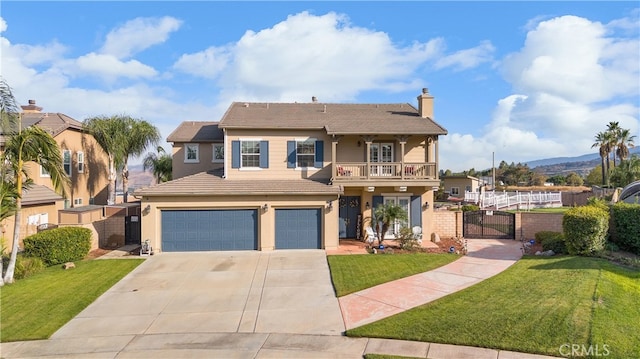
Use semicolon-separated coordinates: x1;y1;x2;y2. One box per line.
0;100;110;249
134;89;447;252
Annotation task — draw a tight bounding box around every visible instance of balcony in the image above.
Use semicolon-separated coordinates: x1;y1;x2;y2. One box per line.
333;162;438;186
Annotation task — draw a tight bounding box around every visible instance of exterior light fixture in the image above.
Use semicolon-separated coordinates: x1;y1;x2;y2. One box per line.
365;202;371;210
262;203;269;211
326;200;333;209
423;202;430;209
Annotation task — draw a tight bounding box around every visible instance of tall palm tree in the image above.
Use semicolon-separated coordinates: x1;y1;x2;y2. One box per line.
0;77;20;134
607;121;621;167
2;126;69;284
83;115;129;205
592;131;610;186
121;118;160;202
615;128;636;162
143;146;172;184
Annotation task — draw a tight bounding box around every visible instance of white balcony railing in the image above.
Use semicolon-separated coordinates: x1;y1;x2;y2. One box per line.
465;191;562;210
334;162;437;181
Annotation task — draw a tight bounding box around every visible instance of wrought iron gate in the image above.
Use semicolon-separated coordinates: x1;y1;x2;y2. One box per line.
463;210;515;239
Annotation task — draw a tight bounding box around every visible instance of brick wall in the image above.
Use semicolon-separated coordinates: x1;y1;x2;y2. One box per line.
433;210;462;238
517;212;564;241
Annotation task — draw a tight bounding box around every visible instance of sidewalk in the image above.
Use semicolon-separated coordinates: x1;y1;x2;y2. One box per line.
338;239;524;329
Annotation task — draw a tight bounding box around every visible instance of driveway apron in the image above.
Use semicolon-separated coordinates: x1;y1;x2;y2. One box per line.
51;250;345;340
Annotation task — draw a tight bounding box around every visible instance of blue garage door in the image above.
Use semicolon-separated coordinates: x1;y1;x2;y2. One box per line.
275;208;321;249
162;210;257;251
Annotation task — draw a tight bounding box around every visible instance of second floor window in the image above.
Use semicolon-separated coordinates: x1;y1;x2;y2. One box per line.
212;144;224;163
296;140;315;167
241;140;260;167
185;144;199;163
63;149;72;177
77;151;85;173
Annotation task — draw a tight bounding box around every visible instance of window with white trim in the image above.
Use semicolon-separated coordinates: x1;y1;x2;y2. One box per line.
63;149;72;177
40;166;50;177
212;144;224;163
77;151;85;173
451;187;460;195
296;140;315;168
184;144;199;163
241;140;260;167
74;198;83;206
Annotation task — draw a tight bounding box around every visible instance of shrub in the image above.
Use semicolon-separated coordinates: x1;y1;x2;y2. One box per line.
562;205;609;255
535;231;567;254
15;255;46;279
461;204;479;212
396;227;421;251
23;227;92;266
610;202;640;255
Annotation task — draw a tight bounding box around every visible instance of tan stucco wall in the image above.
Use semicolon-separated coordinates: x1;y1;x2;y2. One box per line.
140;194;339;253
172;142;224;179
25;130;109;206
1;200;65;253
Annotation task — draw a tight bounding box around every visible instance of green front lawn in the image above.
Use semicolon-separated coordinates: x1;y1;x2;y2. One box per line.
346;256;640;359
1;259;144;342
327;253;460;297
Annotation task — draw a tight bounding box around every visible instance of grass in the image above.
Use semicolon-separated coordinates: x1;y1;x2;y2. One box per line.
327;253;460;297
346;256;640;359
1;258;144;342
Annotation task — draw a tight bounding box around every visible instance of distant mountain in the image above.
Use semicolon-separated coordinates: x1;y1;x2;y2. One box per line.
528;147;640;177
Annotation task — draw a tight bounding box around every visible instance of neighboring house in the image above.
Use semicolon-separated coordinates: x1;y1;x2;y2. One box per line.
442;175;480;198
0;100;110;249
135;88;447;252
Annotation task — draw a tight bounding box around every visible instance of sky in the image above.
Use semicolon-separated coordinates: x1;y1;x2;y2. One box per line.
1;1;639;172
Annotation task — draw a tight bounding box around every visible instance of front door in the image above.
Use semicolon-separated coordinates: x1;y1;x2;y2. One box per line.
339;196;361;239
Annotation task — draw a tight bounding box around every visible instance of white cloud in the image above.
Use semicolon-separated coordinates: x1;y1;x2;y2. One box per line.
0;17;7;33
434;40;495;71
100;16;182;59
73;53;158;80
174;11;451;103
440;13;639;172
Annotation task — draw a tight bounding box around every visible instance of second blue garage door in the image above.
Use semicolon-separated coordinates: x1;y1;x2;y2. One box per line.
275;208;322;249
161;209;257;251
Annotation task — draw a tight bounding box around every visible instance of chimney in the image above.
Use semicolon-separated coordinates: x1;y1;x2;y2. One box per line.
312;96;318;103
21;99;43;113
417;88;433;118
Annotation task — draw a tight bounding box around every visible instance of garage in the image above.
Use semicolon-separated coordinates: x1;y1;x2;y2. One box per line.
275;208;322;249
161;209;257;251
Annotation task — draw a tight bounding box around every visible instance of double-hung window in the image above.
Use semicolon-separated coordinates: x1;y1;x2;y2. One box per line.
63;149;72;177
77;151;85;173
287;139;323;169
184;144;199;163
231;140;269;169
212;144;224;163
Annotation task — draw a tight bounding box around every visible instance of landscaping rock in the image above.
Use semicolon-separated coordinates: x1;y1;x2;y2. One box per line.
535;250;555;256
62;262;76;270
431;233;441;243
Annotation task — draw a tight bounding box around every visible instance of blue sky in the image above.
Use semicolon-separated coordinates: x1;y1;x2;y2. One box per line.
1;1;638;171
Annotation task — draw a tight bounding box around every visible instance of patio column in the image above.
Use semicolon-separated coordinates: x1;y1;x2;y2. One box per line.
396;135;409;179
362;135;375;180
331;135;340;179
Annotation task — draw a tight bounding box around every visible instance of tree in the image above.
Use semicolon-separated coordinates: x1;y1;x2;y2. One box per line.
83;116;127;204
585;165;605;186
143;146;173;183
565;172;584;187
610;155;640;188
120;118;160;202
606;121;621;167
2;126;69;284
369;202;408;247
615;128;636;162
547;174;566;186
592;131;611;186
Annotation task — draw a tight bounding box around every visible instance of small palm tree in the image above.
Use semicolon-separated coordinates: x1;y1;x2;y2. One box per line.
615;128;636;162
592;132;610;186
607;121;621;167
2;126;69;284
369;202;408;247
143;146;172;183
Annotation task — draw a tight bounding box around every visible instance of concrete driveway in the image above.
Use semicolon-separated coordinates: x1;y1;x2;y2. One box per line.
52;250;345;339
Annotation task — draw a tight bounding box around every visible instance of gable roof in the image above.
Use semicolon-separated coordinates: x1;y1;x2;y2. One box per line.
134;169;342;197
0;112;84;146
218;102;448;135
167;121;223;143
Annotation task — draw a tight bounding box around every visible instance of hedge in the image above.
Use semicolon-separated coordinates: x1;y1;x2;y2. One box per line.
23;227;92;266
562;205;609;255
610;202;640;255
535;231;566;254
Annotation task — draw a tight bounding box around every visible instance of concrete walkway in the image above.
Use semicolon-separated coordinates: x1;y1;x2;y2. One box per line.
0;240;561;359
339;239;524;329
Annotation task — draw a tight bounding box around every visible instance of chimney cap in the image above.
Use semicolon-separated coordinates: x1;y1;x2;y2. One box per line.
312;96;318;103
29;99;36;104
422;88;429;94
